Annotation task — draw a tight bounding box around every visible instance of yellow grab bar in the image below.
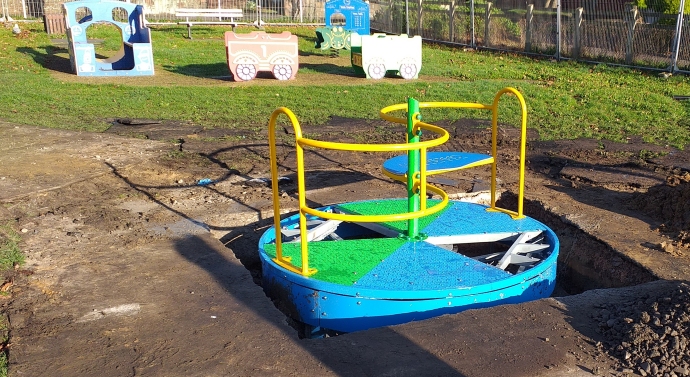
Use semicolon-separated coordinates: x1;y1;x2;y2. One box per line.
268;107;450;276
267;87;529;277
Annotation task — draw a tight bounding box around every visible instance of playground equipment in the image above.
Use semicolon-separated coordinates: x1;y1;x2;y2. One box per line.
324;0;370;35
225;31;298;81
314;26;352;50
258;88;560;337
63;0;154;76
351;33;422;79
315;0;370;51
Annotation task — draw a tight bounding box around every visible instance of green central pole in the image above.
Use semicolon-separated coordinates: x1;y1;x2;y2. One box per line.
407;97;420;239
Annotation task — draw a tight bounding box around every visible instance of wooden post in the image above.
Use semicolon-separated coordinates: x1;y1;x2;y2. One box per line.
484;2;492;47
449;0;456;42
625;5;638;64
573;7;583;60
525;4;533;52
44;14;66;35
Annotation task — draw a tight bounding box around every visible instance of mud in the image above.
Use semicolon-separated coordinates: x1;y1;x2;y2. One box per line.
2;115;690;376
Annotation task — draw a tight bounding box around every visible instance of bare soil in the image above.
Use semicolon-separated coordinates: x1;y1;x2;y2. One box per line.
2;67;690;376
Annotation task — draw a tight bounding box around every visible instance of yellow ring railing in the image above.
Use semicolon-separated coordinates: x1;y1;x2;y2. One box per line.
267;87;529;277
268;108;449;276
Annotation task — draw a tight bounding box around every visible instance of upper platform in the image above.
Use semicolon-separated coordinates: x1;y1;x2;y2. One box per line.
382;151;494;178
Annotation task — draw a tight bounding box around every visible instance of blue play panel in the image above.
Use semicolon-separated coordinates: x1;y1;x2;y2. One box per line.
383;151;494;177
63;0;154;76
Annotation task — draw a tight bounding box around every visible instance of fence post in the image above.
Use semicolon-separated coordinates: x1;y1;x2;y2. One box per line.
449;0;456;42
406;0;410;34
525;4;533;52
669;0;686;72
556;0;561;60
625;5;638;64
484;2;492;47
573;7;583;60
470;0;476;47
417;0;423;36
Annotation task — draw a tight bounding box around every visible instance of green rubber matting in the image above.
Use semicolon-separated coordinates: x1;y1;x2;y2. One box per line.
263;237;406;286
337;198;447;234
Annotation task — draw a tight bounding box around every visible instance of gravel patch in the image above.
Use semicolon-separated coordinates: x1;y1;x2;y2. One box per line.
593;282;690;376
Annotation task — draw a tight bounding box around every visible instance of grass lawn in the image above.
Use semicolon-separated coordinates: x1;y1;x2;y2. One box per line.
1;22;689;147
0;23;690;148
0;18;688;376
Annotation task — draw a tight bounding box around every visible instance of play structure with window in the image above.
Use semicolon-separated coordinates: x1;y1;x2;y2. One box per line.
63;0;154;76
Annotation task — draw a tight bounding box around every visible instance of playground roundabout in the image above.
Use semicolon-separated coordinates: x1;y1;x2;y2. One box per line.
1;88;690;375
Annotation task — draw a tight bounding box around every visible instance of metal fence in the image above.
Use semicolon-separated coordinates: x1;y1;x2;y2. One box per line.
1;0;44;18
3;0;688;72
370;0;689;72
137;0;329;24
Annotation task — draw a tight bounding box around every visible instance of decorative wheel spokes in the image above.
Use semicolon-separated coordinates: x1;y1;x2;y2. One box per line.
368;64;386;79
272;64;293;80
236;64;257;81
399;63;418;79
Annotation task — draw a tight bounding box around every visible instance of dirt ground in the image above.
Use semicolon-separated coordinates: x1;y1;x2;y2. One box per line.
3;71;690;375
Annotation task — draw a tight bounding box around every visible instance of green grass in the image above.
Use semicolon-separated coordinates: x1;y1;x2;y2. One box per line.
1;22;689;148
0;222;20;376
0;222;24;271
0;313;7;377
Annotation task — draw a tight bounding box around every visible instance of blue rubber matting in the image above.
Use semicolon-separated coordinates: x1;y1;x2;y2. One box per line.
355;240;511;291
422;201;550;237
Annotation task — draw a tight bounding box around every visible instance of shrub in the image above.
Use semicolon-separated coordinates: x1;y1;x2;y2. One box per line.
634;0;689;15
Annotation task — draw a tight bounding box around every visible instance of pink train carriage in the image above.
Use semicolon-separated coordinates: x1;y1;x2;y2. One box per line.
224;31;299;81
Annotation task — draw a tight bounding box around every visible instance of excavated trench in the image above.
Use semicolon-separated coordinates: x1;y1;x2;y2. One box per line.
220;132;690;344
499;193;659;296
235;191;661;340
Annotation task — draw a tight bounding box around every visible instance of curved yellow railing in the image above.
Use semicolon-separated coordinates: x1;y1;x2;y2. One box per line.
267;87;529;277
268;108;450;276
381;88;528;219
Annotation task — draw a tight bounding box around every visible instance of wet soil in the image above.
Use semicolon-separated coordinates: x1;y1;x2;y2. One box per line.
2;53;690;374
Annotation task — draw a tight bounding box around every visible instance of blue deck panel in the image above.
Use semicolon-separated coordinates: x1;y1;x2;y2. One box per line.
421;201;549;237
354;241;511;291
383;151;493;177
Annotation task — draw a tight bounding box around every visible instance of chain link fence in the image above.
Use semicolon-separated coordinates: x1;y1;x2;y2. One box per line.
132;0;329;24
370;0;689;72
2;0;688;72
1;0;44;18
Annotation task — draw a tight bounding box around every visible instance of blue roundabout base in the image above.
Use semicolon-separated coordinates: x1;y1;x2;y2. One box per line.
258;199;559;336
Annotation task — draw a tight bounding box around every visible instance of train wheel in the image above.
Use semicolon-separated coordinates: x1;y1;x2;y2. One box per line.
235;64;257;81
272;64;293;80
367;64;386;79
399;63;418;80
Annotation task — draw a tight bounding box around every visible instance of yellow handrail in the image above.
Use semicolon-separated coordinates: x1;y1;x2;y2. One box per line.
489;87;528;219
267;87;529;277
268;108;450;276
381;89;528;219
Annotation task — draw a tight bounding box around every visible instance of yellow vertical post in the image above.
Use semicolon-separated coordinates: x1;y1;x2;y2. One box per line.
268;108;316;276
268;109;284;261
295;134;312;276
491;88;527;219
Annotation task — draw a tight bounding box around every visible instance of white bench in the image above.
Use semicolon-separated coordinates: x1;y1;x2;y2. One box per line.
175;8;245;39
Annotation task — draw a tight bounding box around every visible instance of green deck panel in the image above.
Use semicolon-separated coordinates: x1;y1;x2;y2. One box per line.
337;198;447;234
263;237;407;286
